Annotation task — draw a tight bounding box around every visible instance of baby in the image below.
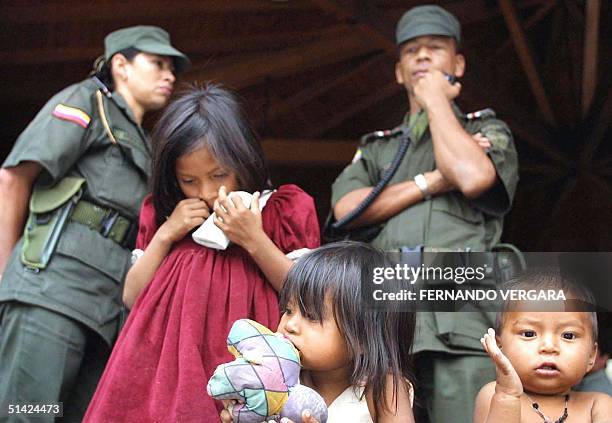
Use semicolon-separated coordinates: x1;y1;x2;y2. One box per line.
474;269;612;422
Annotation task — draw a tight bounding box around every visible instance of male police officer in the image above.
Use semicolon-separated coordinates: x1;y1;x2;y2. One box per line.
331;5;518;422
0;27;189;421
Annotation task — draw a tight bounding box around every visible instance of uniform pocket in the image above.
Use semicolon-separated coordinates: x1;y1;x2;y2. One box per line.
56;222;129;283
51;222;129;327
434;311;496;351
97;144;149;217
428;193;486;249
432;193;484;223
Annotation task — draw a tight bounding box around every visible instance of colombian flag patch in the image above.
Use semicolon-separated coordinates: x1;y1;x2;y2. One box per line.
52;104;91;128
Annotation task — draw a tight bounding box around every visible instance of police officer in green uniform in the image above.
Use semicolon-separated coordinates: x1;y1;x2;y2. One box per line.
0;26;189;421
330;5;519;423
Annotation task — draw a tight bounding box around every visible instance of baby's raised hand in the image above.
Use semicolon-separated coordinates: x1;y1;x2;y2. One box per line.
160;198;210;243
481;328;523;397
214;187;264;249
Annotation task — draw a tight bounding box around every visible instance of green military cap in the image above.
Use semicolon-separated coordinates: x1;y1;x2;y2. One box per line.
104;25;190;73
396;5;461;46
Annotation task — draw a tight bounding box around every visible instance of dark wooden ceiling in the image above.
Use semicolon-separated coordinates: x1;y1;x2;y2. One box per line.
1;0;611;250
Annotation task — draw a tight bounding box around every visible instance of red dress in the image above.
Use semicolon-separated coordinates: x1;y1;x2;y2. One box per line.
84;185;320;422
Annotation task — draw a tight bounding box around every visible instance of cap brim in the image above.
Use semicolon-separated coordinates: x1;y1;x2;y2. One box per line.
137;42;191;73
397;23;459;46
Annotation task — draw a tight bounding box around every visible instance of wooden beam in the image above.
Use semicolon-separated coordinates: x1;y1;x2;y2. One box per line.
495;0;557;56
0;26;346;67
505;120;571;167
580;83;612;165
306;82;400;137
1;1;313;23
582;0;600;115
535;177;577;248
498;0;558;127
459;69;571;167
264;54;387;124
386;0;550;27
310;0;396;55
261;138;357;165
185;26;380;90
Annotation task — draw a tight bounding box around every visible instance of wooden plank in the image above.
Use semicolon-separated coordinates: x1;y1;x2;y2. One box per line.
310;0;396;54
264;54;387;124
185;26;379;90
386;0;550;27
498;0;557;127
582;0;600;115
495;0;556;55
261;138;357;165
0;27;346;66
580;83;612;165
306;82;400;137
1;1;313;23
535;177;577;248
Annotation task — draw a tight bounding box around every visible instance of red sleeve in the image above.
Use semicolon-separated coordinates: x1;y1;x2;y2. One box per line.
135;195;159;250
261;184;321;253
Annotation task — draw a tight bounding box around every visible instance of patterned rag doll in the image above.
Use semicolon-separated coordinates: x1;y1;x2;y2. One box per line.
207;319;328;423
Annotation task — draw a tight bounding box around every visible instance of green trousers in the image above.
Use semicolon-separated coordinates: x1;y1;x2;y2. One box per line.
0;301;110;422
414;352;495;423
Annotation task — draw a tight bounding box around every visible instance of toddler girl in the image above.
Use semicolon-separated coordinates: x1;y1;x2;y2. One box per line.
224;241;416;423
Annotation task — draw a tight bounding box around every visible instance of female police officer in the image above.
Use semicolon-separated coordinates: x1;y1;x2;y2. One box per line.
0;26;189;421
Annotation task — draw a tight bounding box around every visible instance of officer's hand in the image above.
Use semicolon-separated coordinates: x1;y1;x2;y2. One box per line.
413;69;461;110
214;187;264;249
160;198;210;243
481;328;523;398
473;132;491;149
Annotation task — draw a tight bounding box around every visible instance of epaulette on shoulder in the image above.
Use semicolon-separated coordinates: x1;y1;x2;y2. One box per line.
466;108;496;120
359;124;406;145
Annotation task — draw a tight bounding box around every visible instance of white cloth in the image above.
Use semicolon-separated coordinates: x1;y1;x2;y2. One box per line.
192;190;273;249
285;248;312;261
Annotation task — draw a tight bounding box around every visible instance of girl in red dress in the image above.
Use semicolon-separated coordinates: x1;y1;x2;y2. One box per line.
84;84;320;422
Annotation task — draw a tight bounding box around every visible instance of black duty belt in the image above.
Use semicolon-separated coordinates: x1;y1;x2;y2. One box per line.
70;200;136;247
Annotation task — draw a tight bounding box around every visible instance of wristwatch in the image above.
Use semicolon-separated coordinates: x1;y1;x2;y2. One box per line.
414;173;431;200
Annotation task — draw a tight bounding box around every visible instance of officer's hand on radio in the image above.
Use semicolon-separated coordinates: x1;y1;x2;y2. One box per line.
413;69;461;110
159;198;210;244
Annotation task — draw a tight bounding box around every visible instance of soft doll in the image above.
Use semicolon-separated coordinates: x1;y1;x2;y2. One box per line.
207;319;328;423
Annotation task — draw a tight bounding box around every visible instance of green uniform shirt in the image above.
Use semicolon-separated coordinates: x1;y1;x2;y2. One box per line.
331;104;519;354
0;78;151;345
331;104;518;251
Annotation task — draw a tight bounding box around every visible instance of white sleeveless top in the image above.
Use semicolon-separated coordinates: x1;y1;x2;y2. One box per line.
326;383;414;423
327;386;372;423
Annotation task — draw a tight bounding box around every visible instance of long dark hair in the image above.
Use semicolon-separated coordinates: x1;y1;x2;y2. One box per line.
150;83;271;226
279;241;416;415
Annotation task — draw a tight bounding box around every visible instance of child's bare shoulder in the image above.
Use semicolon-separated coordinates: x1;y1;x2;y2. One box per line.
571;390;612;422
473;381;497;422
587;391;612;422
